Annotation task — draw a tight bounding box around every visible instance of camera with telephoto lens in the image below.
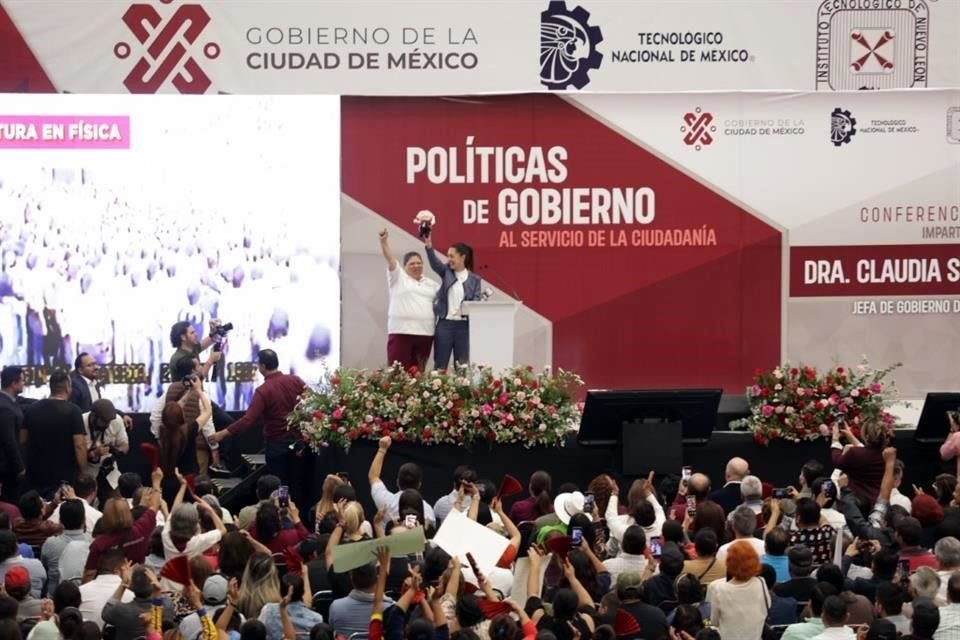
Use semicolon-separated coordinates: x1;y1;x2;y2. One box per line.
212;322;234;338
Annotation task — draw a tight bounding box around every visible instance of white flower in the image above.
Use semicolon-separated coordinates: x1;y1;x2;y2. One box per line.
772;368;784;379
539;423;547;432
850;389;860;397
774;384;783;391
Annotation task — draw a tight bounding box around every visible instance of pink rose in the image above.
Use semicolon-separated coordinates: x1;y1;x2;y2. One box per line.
870;383;882;393
481;403;493;416
751;385;762;396
761;405;775;417
332;407;344;420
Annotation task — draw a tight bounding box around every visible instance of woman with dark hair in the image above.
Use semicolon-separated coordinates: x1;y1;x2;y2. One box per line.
251;499;310;553
682;529;726;585
158;385;211;504
424;234;482;370
689;501;727;545
510;471;553;524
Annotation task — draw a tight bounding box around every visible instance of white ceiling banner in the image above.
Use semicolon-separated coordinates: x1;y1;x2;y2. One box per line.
1;0;958;95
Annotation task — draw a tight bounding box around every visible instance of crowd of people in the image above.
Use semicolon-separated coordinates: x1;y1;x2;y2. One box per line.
0;166;338;412
0;383;959;640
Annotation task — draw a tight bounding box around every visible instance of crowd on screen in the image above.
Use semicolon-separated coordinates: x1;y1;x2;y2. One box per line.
3;357;960;640
0;167;337;411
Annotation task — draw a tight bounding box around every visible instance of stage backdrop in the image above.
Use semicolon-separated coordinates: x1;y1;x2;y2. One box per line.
0;94;341;411
341;92;960;398
0;0;959;95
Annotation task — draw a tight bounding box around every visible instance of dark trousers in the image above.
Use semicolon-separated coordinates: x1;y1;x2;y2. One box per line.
387;334;433;371
265;438;311;511
434;319;469;370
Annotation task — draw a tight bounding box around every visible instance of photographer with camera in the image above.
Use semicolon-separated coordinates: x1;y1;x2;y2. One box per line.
83;399;129;496
168;318;225;381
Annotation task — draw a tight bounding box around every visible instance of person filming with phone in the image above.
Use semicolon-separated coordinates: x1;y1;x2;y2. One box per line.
939;409;960;477
157;376;213;503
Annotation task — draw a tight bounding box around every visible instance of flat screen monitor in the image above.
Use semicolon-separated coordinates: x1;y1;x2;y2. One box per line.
578;388;722;446
915;392;960;443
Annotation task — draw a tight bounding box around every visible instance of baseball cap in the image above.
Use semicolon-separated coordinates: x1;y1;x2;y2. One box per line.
788;545;814;577
91;398;117;422
203;574;229;605
615;571;644;599
4;566;29;592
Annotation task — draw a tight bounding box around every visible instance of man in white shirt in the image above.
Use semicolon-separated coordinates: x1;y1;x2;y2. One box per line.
889;460;912;514
603;525;648;584
717;506;765;562
81;400;129;486
811;595;855;639
48;474;101;533
937;574;960;640
79;548;133;628
367;436;435;526
379;229;439;372
936;537;960;602
433;466;475;523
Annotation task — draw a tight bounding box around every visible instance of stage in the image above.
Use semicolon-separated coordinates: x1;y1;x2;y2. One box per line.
119;416;950;515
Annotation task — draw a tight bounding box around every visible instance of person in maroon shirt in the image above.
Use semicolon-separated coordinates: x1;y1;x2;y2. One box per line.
508;470;553;524
249;499;310;554
210;349;306;486
831;421;887;503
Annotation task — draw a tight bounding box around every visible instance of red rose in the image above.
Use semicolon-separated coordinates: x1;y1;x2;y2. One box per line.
450;409;460;419
331;377;340;386
493;380;502;388
474;420;482;428
407;365;420;376
530;381;539;390
348;430;358;440
485;430;497;441
836;367;845;374
394;432;405;442
790;368;799;376
423;428;432;439
312;411;325;420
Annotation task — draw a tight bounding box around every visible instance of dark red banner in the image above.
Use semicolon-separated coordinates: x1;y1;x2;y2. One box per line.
790;244;960;297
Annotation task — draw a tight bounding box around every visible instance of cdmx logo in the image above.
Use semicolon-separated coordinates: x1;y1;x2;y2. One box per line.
115;0;219;94
540;0;603;90
830;107;857;147
681;107;716;151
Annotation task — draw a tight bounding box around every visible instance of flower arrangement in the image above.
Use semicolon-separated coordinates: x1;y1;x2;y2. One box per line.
288;364;583;451
731;358;904;445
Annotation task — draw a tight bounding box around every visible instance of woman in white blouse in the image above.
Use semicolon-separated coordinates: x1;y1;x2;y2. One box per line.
379;229;439;371
706;541;770;640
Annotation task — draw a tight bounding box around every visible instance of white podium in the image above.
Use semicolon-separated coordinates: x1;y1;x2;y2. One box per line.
462;300;520;371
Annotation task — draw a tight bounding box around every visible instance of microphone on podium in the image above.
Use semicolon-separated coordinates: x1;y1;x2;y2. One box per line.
476;264;522;302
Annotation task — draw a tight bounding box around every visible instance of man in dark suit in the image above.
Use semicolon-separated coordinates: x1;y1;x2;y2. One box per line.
69;353;132;428
0;366;26;502
709;456;748;515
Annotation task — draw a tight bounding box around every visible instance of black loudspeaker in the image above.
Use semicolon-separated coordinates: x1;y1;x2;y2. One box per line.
621;420;683;477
